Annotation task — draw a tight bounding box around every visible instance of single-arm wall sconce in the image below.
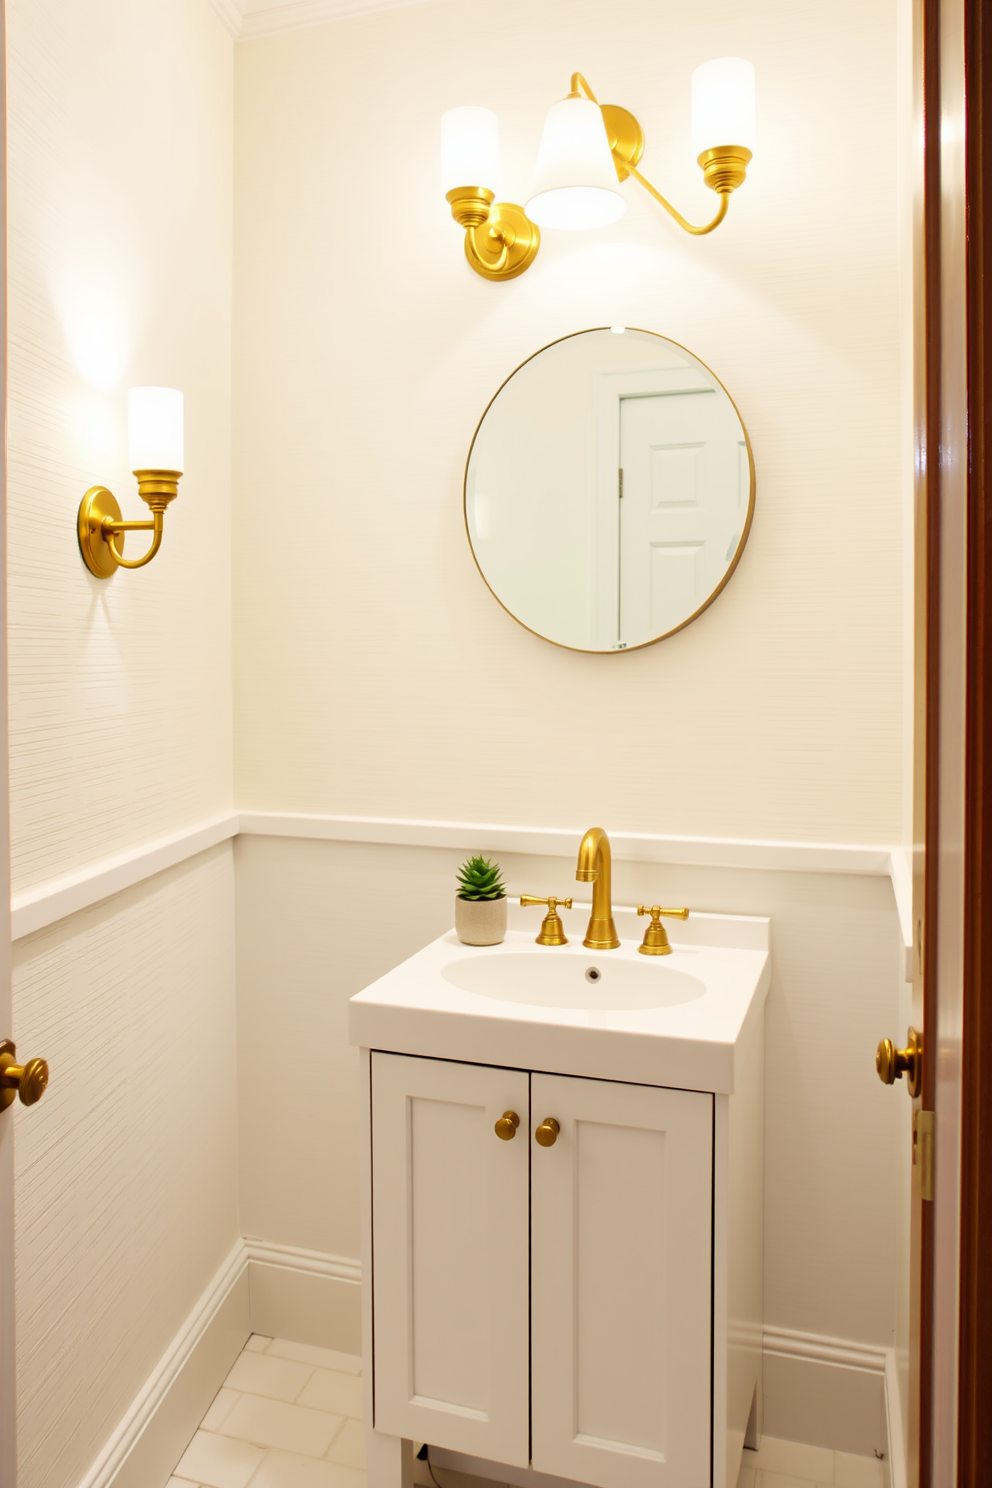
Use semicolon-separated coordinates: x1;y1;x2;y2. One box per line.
443;58;755;282
441;106;541;281
78;387;184;577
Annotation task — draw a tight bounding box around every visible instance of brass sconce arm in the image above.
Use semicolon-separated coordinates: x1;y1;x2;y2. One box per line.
103;511;164;569
78;470;181;578
571;73;750;238
624;165;732;236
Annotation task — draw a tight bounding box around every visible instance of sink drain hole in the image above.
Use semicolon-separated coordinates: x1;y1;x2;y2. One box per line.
585;966;602;983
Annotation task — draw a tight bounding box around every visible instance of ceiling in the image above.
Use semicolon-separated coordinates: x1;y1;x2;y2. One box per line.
209;0;435;39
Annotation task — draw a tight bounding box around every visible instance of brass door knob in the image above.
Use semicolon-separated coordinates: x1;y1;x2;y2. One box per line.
876;1027;922;1099
535;1117;560;1147
495;1110;520;1140
0;1040;50;1110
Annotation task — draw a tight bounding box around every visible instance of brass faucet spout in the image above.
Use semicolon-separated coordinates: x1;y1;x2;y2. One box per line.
576;827;620;949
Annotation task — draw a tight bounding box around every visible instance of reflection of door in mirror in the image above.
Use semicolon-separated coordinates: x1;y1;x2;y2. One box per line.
618;392;748;646
465;329;753;654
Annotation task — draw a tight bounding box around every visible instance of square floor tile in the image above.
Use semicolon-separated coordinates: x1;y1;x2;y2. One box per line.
249;1452;367;1488
226;1351;314;1403
298;1370;363;1416
202;1389;240;1432
245;1335;273;1354
753;1438;834;1483
835;1454;885;1488
173;1430;265;1488
222;1394;342;1457
268;1340;362;1375
325;1419;365;1469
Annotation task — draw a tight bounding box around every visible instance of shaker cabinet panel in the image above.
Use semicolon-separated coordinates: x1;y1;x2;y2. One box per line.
371;1052;530;1466
531;1073;713;1488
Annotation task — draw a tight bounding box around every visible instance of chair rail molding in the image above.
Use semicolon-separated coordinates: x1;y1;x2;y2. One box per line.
10;809;912;948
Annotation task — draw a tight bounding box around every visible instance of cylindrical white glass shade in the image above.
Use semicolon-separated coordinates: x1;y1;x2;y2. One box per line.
526;96;625;230
691;58;756;157
441;106;499;192
128;387;184;472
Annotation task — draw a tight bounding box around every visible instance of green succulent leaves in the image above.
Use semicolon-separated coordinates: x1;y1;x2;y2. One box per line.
456;855;507;901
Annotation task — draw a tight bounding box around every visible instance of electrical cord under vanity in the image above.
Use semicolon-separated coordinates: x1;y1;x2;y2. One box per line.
417;1441;457;1488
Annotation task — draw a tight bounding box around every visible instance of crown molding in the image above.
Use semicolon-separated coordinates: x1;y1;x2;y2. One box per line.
240;0;432;40
204;0;245;38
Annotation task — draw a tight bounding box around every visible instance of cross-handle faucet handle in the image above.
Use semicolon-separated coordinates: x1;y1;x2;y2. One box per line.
636;904;690;957
520;895;573;947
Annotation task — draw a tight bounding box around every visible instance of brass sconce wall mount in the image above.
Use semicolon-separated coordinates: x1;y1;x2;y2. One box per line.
78;471;182;577
443;63;755;282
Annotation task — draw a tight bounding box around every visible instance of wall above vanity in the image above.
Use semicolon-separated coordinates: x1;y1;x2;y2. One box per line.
233;0;905;845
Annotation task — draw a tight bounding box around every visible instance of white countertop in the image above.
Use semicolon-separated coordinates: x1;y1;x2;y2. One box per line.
348;903;770;1094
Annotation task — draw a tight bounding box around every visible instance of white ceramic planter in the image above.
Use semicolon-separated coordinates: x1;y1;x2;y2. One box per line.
454;895;508;946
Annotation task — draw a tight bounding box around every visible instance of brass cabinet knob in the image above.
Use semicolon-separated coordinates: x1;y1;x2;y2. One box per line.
535;1117;560;1147
495;1110;520;1140
876;1027;922;1099
0;1040;50;1111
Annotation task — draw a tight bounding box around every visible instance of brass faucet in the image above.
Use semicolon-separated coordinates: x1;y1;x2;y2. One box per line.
575;827;620;949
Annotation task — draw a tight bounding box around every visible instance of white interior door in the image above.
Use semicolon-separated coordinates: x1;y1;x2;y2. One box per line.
531;1074;713;1488
371;1052;530;1466
619;391;747;642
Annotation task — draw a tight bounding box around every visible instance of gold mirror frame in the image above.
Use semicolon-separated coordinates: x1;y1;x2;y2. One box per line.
463;327;756;655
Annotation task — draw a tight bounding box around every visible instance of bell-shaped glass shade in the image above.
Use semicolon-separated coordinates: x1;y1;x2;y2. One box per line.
441;106;499;193
526;96;626;230
691;58;756;157
128;387;184;473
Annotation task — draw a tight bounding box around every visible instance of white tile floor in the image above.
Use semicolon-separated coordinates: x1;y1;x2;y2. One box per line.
170;1335;887;1488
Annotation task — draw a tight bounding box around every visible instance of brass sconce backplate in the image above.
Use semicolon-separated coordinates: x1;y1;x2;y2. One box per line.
600;105;645;180
464;202;541;281
78;486;125;578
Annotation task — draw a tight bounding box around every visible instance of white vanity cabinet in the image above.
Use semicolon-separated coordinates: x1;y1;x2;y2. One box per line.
365;1051;739;1488
350;910;769;1488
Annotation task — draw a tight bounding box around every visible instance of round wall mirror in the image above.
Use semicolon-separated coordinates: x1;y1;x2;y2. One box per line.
464;328;754;652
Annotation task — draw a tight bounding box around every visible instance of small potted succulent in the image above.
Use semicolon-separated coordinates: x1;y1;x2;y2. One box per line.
455;855;508;946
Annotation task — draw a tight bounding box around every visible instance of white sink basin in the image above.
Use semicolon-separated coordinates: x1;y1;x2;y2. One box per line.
443;949;706;1011
350;903;771;1094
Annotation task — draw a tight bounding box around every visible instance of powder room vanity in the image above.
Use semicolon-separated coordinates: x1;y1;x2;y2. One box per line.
349;900;769;1488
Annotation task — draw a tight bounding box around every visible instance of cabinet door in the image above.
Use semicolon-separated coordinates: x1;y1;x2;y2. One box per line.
371;1052;530;1465
531;1074;713;1488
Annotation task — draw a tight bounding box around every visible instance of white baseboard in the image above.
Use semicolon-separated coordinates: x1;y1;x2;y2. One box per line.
762;1325;892;1466
245;1240;362;1354
77;1240;249;1488
73;1242;907;1488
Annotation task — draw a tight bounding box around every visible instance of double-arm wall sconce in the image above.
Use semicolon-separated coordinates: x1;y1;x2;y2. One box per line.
78;386;184;577
442;59;755;282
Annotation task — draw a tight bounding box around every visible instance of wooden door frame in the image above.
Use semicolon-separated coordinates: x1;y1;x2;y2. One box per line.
956;0;992;1477
920;0;992;1479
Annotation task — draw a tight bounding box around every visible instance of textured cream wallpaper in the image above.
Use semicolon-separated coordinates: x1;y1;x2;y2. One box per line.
6;3;238;1486
232;0;904;847
8;0;234;894
13;848;239;1488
